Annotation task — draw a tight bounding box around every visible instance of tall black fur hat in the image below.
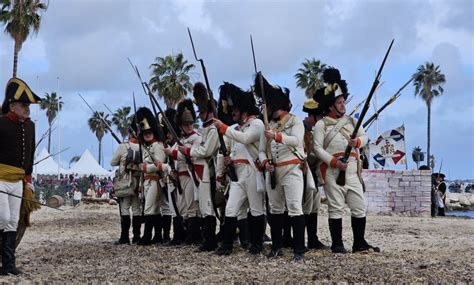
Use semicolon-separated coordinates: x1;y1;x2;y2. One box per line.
2;77;42;114
192;82;212;113
317;68;349;113
253;73;291;112
219;82;259;118
132;107;161;140
176;98;196;127
161;108;181;137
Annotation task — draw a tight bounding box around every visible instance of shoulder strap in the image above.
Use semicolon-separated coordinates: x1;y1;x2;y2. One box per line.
323;116;349;149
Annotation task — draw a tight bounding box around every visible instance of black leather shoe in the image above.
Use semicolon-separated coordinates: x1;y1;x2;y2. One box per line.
292;253;304;261
266;248;283;258
215;247;233;256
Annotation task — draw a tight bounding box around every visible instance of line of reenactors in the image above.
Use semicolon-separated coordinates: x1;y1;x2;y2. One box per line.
111;68;380;261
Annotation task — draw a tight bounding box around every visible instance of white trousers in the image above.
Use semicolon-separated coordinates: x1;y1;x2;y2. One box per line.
179;175;200;218
225;164;265;217
0;180;23;232
143;180;160;215
303;186;321;215
198;181;215;217
120;194;141;216
159;188;172;216
266;164;304;216
324;159;366;219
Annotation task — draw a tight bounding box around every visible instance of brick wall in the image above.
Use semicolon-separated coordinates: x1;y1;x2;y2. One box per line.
362;169;432;216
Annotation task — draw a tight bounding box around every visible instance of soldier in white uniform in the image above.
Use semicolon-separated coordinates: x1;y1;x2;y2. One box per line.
256;75;306;261
164;100;203;246
161;108;187;246
301;98;328;250
213;82;266;255
313;68;380;254
178;83;220;252
110;129;142;244
134;107;167;246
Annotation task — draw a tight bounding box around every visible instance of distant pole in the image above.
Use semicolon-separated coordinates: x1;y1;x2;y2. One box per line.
57;76;61;180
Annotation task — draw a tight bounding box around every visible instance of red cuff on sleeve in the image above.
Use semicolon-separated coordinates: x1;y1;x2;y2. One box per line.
330;157;338;168
154;160;163;171
262;159;269;167
219;124;229;135
172;149;178;160
142;164;147;172
184;147;191;157
355;137;362;148
275;132;283;143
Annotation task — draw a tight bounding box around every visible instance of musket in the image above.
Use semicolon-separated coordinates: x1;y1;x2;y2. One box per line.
187;27;238;183
127;58;199;189
336;39;395;186
34;147;70;165
349;99;366;117
0;190;64;211
250;34;277;190
132;93;146;219
363;77;414;129
78;94;122;144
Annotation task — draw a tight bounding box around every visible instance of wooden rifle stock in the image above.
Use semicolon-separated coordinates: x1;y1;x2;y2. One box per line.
337;39;394;186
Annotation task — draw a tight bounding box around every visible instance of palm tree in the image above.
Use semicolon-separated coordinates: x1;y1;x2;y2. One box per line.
294;58;327;98
88;112;110;166
149;53;195;109
111;106;132;141
0;0;47;77
68;155;80;168
39;91;63;153
412;62;446;169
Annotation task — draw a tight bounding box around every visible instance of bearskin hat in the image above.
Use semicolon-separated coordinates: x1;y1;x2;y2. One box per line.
176;98;196;127
192;82;212;113
317;68;349;113
131;107;161;141
253;73;291;113
2;77;42;114
218;82;259;119
161;108;181;137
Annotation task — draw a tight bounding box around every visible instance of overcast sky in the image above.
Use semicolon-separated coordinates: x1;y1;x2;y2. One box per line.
1;0;472;179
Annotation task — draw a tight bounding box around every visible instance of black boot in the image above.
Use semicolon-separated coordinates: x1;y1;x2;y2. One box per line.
216;217;237;255
198;216;217;252
249;214;265;255
351;217;380;253
291;215;306;261
267;213;284;258
1;231;23;275
437;207;445;216
137;216;153;245
162;215;172;244
169;216;186;245
185;217;202;245
282;211;293;248
151;214;163;244
114;215;131;245
329;218;347;254
132;216;141;244
306;213;328;250
237;218;250;249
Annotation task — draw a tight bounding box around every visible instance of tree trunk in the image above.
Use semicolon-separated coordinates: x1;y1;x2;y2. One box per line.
13;38;20;78
427;103;431;169
98;138;102;166
47;122;52;153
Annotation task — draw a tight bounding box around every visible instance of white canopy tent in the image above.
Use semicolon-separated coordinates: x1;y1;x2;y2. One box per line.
33;148;69;175
68;149;114;177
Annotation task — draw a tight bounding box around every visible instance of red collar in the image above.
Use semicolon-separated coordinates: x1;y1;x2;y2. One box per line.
6;111;29;123
328;110;343;119
240;115;256;126
277;111;289;121
181;130;196;139
129;138;138;144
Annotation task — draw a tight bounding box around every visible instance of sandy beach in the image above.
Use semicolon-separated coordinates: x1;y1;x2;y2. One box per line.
0;203;472;284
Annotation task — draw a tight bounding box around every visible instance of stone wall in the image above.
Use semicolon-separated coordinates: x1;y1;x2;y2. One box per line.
362;169;432;216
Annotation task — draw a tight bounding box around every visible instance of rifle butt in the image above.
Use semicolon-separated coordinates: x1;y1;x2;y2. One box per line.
336;171;346;186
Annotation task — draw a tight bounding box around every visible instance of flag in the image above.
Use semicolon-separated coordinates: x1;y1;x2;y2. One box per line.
369;125;407;168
